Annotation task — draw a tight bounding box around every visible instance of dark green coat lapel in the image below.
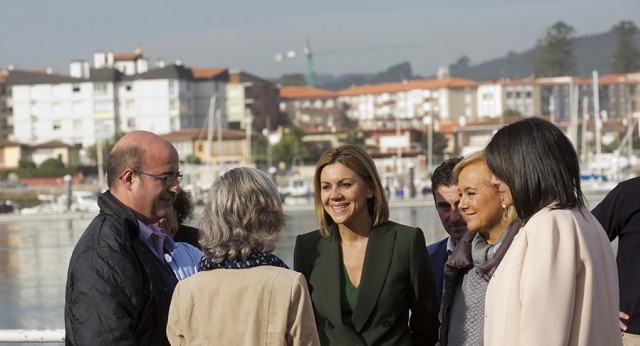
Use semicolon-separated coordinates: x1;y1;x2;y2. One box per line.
311;231;342;326
352;222;395;332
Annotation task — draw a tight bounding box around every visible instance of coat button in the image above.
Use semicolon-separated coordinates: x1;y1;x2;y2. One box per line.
327;321;335;329
381;318;391;327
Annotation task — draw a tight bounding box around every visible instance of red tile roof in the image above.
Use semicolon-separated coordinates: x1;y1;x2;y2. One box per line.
192;68;228;79
478;78;537;86
600;73;640;85
114;52;142;61
280;86;338;99
337;78;477;97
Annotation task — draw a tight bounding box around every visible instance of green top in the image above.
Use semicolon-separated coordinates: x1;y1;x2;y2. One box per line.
340;263;358;325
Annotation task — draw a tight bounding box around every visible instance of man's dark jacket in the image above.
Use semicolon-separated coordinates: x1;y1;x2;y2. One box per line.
427;237;448;300
592;177;640;335
64;191;178;345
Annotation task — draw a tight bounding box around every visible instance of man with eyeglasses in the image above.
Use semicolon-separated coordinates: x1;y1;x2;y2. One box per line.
65;130;182;345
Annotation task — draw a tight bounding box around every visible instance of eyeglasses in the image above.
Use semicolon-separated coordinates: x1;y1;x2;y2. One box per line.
134;170;183;186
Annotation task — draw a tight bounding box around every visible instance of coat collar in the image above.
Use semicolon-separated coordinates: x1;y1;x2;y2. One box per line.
313;221;396;332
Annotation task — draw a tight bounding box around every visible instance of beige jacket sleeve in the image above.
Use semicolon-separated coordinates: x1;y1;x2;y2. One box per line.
167;281;186;346
287;273;321;346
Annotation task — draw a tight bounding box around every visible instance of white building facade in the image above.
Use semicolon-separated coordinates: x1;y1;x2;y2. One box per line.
5;52;228;165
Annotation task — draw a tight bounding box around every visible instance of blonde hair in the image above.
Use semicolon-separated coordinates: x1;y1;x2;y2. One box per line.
454;150;519;227
313;145;389;237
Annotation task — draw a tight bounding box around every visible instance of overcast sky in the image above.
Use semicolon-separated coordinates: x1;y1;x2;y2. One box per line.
2;0;637;79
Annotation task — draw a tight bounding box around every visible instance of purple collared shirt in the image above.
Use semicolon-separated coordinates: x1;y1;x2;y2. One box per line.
138;220;167;260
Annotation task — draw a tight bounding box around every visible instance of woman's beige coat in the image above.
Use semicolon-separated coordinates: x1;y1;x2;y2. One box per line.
484;206;623;346
167;265;320;345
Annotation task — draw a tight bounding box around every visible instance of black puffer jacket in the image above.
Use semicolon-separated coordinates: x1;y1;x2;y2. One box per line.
65;191;178;345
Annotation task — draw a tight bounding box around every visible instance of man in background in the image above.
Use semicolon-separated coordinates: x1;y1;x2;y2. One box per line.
65;131;181;345
427;157;467;300
592;176;640;345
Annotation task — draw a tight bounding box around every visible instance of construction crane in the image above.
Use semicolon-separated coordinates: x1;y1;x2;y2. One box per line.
274;38;423;87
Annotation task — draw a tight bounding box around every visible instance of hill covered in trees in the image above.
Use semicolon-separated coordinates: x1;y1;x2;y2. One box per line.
311;26;640;90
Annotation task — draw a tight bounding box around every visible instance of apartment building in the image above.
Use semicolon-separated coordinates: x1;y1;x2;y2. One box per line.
477;79;540;119
4;50;228;165
600;73;640;119
279;86;343;131
161;127;250;166
337;77;477;131
226;70;279;132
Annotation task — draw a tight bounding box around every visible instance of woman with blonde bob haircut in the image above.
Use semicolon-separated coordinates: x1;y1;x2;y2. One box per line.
437;151;520;345
167;167;320;346
294;145;439;345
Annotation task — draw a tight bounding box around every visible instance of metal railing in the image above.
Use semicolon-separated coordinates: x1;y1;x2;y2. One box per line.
0;330;64;343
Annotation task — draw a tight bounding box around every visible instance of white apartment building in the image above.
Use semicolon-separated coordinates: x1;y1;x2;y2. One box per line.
477;79;540;119
337;78;477;130
4;51;228;165
279;86;341;130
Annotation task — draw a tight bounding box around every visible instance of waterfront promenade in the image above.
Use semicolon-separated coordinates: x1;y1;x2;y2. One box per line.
0;188;614;343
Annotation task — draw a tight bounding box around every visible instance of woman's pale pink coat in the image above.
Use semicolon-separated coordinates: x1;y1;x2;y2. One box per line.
484;207;623;346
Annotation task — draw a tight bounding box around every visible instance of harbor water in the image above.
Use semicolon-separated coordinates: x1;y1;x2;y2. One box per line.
0;193;609;335
0;199;441;332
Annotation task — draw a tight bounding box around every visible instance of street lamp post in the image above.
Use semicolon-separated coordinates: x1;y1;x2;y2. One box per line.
423;115;433;174
245;108;254;165
396;116;402;173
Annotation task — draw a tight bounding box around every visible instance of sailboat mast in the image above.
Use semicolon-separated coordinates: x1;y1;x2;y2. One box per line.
207;96;216;165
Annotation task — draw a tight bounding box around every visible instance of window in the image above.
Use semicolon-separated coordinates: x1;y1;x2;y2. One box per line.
169;99;177;111
53;102;62;115
95;101;111;112
72;84;81;93
94;82;109;96
125;100;135;110
125;83;132;92
53;120;61;130
127;118;136;128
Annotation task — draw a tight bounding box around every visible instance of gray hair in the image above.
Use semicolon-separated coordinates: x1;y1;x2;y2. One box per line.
199;167;286;262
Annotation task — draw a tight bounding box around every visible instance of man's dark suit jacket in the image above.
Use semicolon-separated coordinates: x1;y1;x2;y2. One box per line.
427;237;449;300
294;221;439;345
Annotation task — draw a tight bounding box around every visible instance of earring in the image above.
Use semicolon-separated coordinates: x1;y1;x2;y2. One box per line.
368;194;373;198
501;202;507;209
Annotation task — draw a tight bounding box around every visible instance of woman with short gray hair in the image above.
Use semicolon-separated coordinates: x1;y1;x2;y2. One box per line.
167;167;320;345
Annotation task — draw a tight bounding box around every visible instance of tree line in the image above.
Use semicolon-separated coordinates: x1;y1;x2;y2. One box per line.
533;20;640;77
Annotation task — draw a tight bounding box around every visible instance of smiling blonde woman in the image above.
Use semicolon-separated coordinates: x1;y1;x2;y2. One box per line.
294;145;439;345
